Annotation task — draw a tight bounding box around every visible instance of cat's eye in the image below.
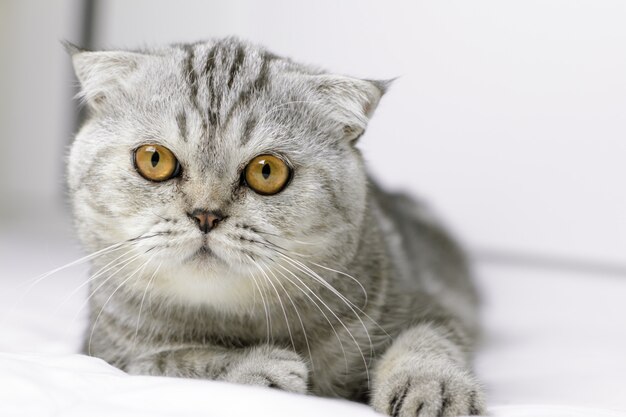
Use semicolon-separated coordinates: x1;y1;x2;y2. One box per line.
134;144;180;182
244;154;291;195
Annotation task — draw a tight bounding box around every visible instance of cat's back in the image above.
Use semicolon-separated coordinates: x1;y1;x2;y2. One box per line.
367;179;480;327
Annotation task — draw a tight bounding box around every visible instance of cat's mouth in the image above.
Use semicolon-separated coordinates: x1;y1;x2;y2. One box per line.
177;240;215;263
192;245;214;259
185;240;229;266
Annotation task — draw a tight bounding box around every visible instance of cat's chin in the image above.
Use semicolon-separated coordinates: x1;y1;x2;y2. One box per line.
138;243;263;312
150;256;259;313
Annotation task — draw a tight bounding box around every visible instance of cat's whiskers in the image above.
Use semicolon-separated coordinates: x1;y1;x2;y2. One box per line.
2;233;161;328
272;262;350;375
275;253;375;368
0;244;121;328
19;231;165;293
257;235;390;340
88;249;157;356
55;246;139;313
256;238;313;258
306;261;368;308
243;232;377;383
250;259;296;353
254;233;370;307
253;236;370;321
246;262;272;344
71;249;149;328
174;227;383;375
278;254;373;330
131;259;163;352
307;263;391;342
18;241;127;291
279;257;371;386
253;231;383;336
263;263;315;373
291;256;391;339
238;227;375;378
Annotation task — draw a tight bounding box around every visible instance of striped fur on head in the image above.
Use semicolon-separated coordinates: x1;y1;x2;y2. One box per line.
68;37;384;311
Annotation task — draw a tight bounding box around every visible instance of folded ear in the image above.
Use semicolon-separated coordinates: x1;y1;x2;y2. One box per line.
64;42;147;110
313;74;391;141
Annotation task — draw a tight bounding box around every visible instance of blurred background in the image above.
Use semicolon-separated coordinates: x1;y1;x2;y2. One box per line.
1;0;626;410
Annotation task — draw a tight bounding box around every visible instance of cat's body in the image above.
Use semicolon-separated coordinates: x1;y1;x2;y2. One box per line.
68;38;485;416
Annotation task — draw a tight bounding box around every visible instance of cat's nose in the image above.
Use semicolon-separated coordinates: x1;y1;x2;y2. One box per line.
187;209;224;233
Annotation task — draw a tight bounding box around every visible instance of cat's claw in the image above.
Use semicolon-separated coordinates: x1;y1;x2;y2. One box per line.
220;346;309;394
371;361;486;417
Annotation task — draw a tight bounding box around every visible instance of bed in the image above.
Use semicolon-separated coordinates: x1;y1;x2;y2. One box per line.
1;209;625;416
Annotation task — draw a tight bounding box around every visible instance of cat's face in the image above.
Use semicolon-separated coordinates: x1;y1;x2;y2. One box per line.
67;38;384;308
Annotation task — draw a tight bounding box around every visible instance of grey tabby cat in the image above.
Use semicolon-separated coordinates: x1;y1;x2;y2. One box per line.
66;37;485;416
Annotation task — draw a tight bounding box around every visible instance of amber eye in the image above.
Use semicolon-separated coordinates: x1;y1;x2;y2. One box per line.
244;154;291;195
134;144;180;182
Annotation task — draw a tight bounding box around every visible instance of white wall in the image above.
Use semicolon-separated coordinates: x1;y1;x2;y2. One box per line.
2;1;625;268
0;0;81;215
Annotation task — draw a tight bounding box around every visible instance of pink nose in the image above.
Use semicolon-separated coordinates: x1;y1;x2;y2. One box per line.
188;210;223;233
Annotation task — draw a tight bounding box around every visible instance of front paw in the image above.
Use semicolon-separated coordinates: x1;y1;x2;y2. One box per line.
371;360;486;417
220;346;309;394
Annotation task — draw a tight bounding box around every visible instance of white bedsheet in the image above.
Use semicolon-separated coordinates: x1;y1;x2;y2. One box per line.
1;214;625;416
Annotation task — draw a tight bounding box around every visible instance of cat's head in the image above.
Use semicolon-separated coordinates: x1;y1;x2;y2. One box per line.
67;38;386;309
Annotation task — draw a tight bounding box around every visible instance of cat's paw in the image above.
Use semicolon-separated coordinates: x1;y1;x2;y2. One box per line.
220;346;309;394
371;360;486;417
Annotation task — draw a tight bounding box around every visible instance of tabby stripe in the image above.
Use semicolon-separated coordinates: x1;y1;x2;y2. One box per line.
224;52;276;127
468;391;480;416
181;45;208;136
438;382;450;417
204;44;219;127
320;170;351;223
240;116;257;145
176;112;187;142
253;52;274;93
156;351;168;373
227;45;246;89
183;45;198;99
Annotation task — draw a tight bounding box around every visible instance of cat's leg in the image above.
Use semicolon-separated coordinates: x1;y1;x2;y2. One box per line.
370;323;486;417
125;344;309;394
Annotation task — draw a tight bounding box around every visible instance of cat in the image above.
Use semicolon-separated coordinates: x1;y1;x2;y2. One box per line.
66;37;486;417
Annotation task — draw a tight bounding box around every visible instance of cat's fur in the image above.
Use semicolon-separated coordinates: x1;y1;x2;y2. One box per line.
67;37;486;416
